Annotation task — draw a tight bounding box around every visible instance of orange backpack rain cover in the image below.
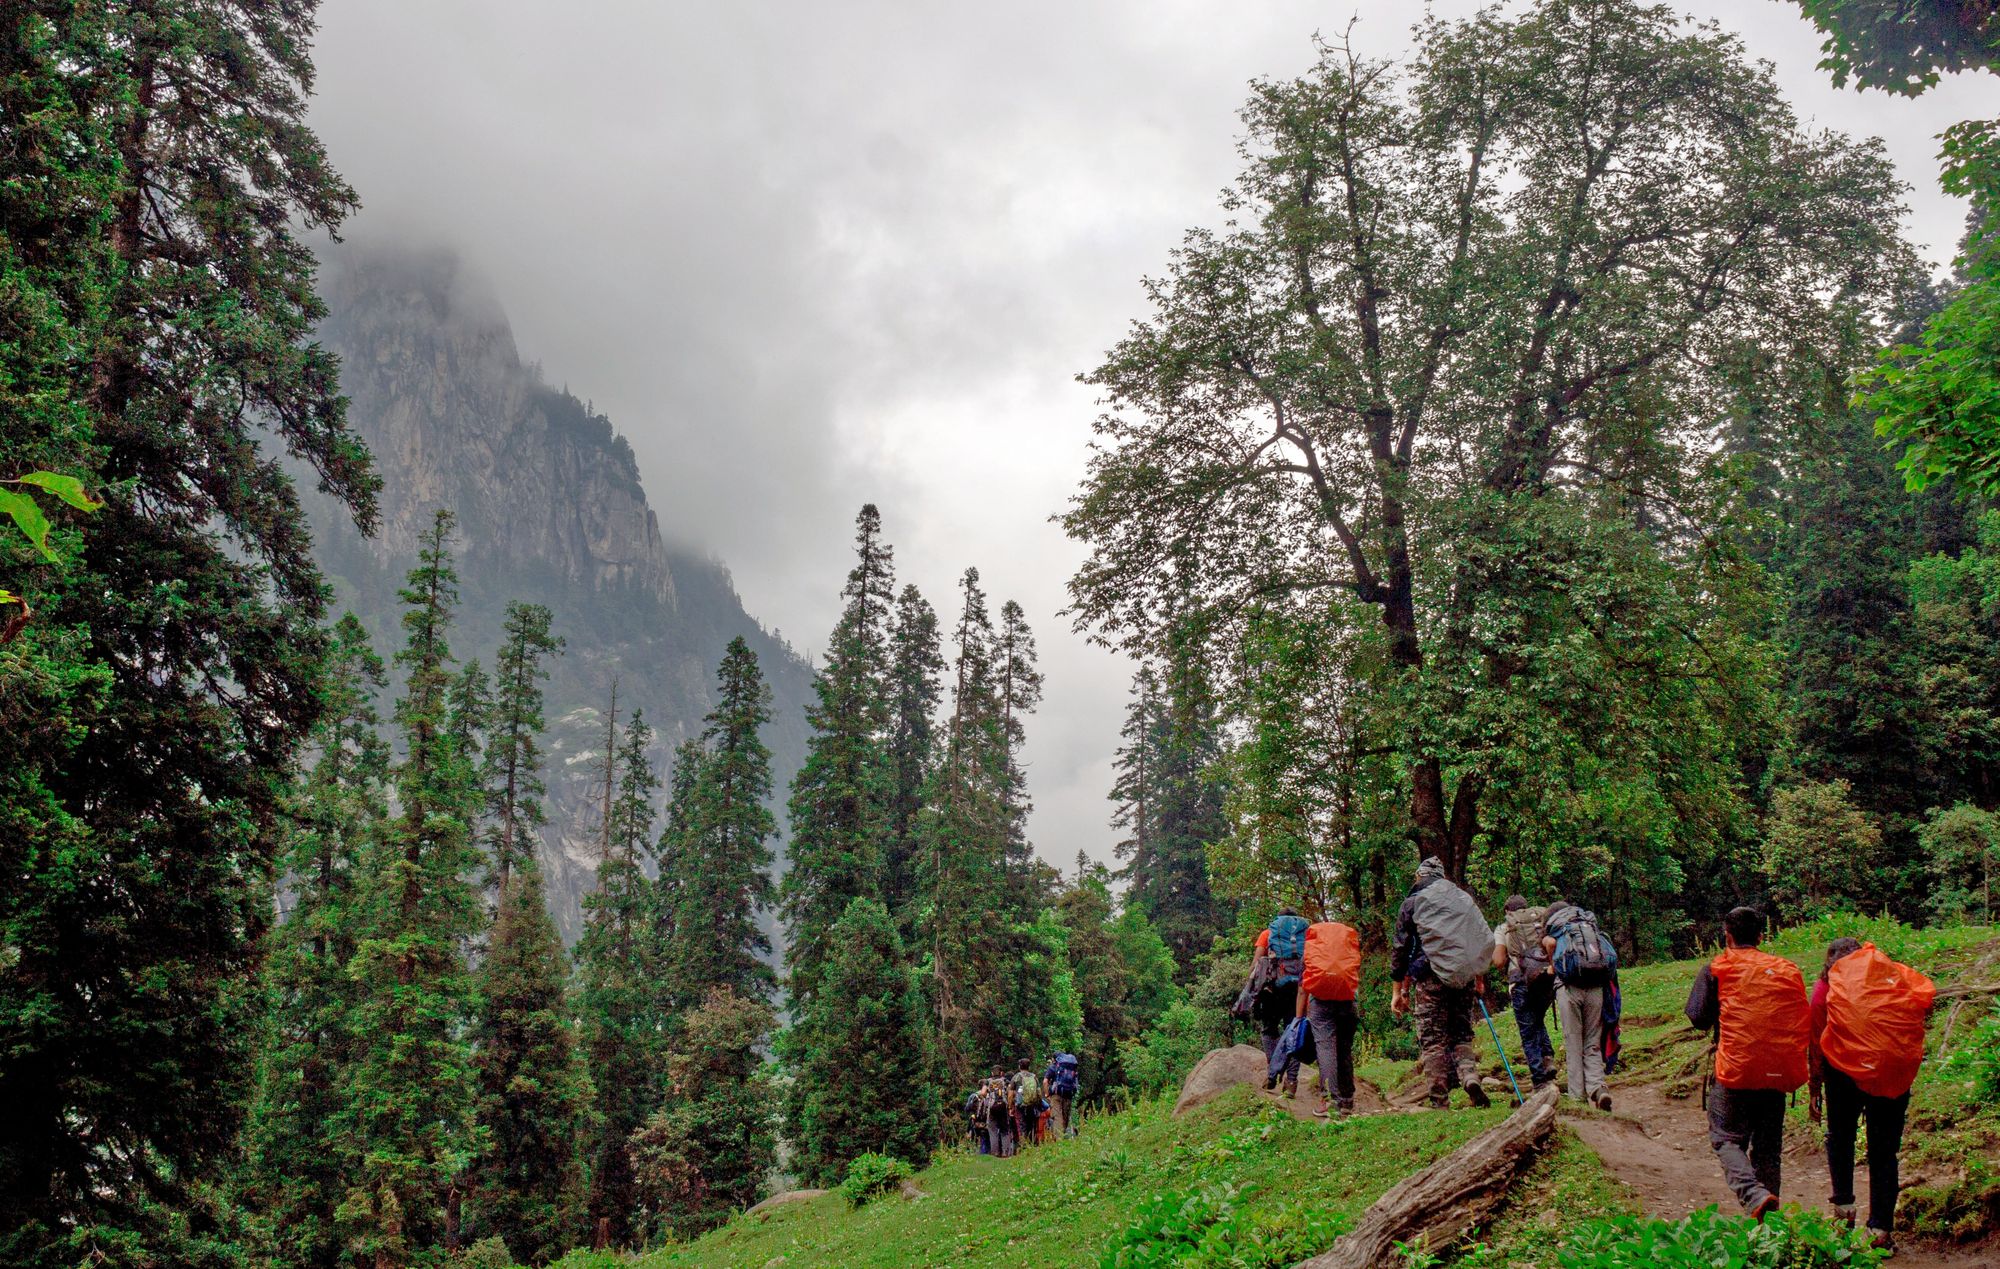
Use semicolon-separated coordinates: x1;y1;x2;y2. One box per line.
1711;947;1810;1092
1302;922;1361;1001
1820;943;1936;1098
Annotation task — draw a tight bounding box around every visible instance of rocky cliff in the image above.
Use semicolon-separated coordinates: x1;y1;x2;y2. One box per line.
306;244;813;941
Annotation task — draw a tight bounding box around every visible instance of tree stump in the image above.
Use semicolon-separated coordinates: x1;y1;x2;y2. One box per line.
1292;1084;1561;1269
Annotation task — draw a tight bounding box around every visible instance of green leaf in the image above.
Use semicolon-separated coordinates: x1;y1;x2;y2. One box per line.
0;488;56;562
12;470;101;511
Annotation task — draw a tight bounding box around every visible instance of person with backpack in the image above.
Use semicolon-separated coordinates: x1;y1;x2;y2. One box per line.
1491;896;1558;1090
1390;857;1491;1109
1543;900;1617;1110
1296;918;1363;1117
1258;908;1311;1097
1011;1058;1043;1148
1811;937;1937;1252
1685;906;1811;1220
981;1069;1016;1158
1045;1052;1080;1139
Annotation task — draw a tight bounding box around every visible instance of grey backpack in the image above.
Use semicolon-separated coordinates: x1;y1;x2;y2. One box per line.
1411;879;1494;989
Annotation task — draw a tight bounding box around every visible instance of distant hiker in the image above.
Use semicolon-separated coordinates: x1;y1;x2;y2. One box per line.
1544;901;1617;1111
1011;1059;1043;1148
966;1086;987;1153
1811;937;1937;1252
1046;1052;1080;1139
1298;917;1363;1117
1492;896;1558;1089
981;1069;1015;1158
1685;906;1810;1220
1257;908;1311;1097
1390;857;1492;1109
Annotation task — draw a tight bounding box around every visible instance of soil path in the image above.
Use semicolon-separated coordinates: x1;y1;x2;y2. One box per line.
1567;1081;1994;1267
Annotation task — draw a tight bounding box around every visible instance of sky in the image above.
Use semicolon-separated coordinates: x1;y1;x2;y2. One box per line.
307;0;1987;873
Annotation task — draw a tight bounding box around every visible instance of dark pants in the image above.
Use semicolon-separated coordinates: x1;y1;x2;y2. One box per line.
1305;996;1358;1110
1707;1085;1785;1211
1510;976;1558;1086
1258;987;1300;1087
1824;1065;1910;1233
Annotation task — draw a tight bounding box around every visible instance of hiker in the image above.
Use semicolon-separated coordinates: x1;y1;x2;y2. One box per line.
1390;857;1492;1109
1011;1059;1043;1148
1811;937;1937;1252
1257;908;1311;1097
1045;1051;1080;1139
1491;896;1558;1089
1685;906;1810;1220
1297;917;1363;1117
1544;901;1617;1111
981;1070;1015;1158
966;1085;987;1154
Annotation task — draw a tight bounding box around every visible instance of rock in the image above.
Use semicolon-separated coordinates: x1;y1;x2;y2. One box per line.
899;1178;930;1201
745;1188;828;1217
1173;1044;1272;1117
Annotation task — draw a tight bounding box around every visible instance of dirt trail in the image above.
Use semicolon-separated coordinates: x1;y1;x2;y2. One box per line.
1567;1081;1995;1267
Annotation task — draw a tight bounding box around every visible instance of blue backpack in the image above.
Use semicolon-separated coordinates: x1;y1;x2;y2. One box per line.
1050;1053;1080;1096
1268;914;1309;987
1550;907;1617;988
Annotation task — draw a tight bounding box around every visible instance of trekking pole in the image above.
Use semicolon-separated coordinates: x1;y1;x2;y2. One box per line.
1477;994;1525;1107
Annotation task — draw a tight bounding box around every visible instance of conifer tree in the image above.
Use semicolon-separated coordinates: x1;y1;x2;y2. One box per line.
484;603;563;892
450;658;492;765
994;599;1045;909
576;708;662;1249
883;584;944;923
629;988;777;1239
469;865;595;1264
669;638;779;1003
651;735;704;969
783;506;897;1011
1;4;377;1256
341;512;486;1264
787;898;938;1187
243;614;388;1269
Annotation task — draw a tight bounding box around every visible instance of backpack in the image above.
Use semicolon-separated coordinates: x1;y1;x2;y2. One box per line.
1821;943;1937;1098
1409;879;1492;989
1302;921;1362;1001
1502;905;1548;966
1550;907;1616;988
1050;1053;1080;1097
1711;947;1811;1092
1013;1070;1041;1108
1268;914;1309;988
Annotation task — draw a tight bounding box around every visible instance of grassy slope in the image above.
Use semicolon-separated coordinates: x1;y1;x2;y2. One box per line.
644;918;1998;1268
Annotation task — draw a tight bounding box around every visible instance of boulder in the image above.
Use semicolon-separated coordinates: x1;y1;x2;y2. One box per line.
745;1188;828;1217
1173;1044;1271;1117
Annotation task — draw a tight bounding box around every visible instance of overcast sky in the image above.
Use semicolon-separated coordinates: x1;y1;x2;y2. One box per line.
308;1;1986;873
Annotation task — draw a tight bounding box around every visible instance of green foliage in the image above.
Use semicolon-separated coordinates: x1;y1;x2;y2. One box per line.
1944;1001;2000;1101
1865;231;2000;496
883;583;945;924
1119;1000;1229;1101
1099;1182;1350;1269
1792;0;1999;94
482;602;563;890
462;1237;518;1269
1920;803;2000;922
838;1153;916;1208
1762;780;1885;919
1551;1207;1884;1269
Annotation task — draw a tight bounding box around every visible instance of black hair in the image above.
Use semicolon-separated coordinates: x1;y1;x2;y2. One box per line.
1504;895;1529;913
1821;937;1863;984
1277;906;1299;918
1018;1058;1030;1070
1723;906;1764;947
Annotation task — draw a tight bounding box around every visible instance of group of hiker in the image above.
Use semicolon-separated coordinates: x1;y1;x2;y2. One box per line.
1236;861;1938;1254
965;1052;1080;1158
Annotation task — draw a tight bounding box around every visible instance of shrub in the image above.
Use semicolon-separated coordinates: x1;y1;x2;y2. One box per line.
460;1238;516;1269
1553;1208;1884;1268
1945;1001;2000;1101
544;1252;626;1269
1099;1183;1348;1268
837;1152;914;1208
1120;1000;1228;1100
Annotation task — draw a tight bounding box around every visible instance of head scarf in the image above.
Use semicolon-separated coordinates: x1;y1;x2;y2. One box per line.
1415;855;1447;884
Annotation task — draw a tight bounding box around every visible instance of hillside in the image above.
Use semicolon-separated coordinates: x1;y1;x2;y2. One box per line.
591;919;2000;1269
303;244;817;939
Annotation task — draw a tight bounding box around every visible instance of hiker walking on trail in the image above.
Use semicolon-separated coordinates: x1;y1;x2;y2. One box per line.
1011;1059;1043;1148
1811;937;1937;1253
1046;1052;1080;1139
1391;857;1492;1109
1297;918;1363;1117
1492;896;1558;1090
1544;901;1617;1111
1685;906;1810;1220
981;1070;1016;1158
1257;909;1311;1097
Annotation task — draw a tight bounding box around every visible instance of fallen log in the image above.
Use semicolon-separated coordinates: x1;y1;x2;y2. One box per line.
1292;1084;1561;1269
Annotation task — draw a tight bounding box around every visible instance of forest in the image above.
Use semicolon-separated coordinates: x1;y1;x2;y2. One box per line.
2;1;1998;1267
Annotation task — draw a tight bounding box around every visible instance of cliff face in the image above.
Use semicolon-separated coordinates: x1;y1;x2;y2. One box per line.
307;245;812;941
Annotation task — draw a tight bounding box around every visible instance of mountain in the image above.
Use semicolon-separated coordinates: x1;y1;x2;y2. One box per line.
304;243;814;941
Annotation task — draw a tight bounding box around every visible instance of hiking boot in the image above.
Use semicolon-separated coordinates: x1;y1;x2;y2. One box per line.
1281;1076;1298;1099
1751;1195;1779;1223
1832;1204;1856;1229
1263;1075;1277;1091
1867;1228;1895;1256
1591;1089;1612;1112
1464;1078;1491;1109
1312;1105;1331;1119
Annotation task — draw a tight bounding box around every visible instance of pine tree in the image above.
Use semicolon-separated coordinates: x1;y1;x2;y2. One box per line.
787;898;938;1187
782;506;897;1012
469;866;595;1264
669;638;779;1003
341;512;486;1265
450;658;492;766
1;4;377;1257
994;599;1045;909
1111;665;1163;886
629;988;778;1239
576;707;662;1250
483;603;563;893
243;614;388;1269
883;584;944;924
